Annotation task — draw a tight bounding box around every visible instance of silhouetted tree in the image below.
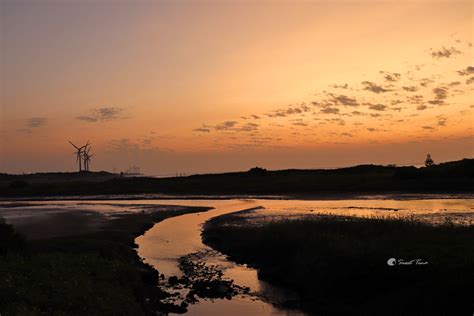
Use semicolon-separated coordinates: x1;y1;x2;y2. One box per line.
248;167;267;176
425;154;435;167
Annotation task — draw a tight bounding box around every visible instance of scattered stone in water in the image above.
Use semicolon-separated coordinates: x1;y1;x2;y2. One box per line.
178;276;189;285
168;275;179;285
186;291;199;304
153;250;260;311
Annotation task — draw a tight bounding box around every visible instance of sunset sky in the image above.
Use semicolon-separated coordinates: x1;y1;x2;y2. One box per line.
1;0;473;174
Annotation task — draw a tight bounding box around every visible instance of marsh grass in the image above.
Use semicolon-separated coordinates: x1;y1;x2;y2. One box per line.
203;214;474;315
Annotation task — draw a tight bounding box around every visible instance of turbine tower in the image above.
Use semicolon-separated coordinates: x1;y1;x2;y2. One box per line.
83;144;94;171
69;141;89;172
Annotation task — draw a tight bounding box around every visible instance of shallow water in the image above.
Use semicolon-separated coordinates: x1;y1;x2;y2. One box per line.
1;196;473;315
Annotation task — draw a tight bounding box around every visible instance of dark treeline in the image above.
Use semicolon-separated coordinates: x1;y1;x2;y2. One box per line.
1;159;472;197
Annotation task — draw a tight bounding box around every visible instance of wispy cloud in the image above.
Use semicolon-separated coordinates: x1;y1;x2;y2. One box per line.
430;46;461;59
419;78;434;87
350;111;366;116
330;83;349;89
433;87;448;100
18;117;47;133
367;104;387;111
77;107;126;122
292;121;308;127
407;95;424;104
26;117;47;128
266;104;311;117
215;121;238;131
193;127;211;133
402;86;418;92
447;81;461;86
428;87;448;105
380;71;401;82
195;121;260;133
437;116;447;126
236;122;259;132
457;66;474;76
362;81;392;94
320;107;340;114
329;94;359;106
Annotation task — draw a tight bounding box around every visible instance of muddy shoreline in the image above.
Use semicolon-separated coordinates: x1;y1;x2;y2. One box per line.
1;192;473;203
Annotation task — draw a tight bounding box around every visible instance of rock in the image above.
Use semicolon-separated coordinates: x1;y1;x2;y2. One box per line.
178;277;190;285
168;275;179;285
186;291;199;304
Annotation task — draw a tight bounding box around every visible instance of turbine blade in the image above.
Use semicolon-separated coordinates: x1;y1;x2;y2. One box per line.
69;141;80;150
81;141;90;150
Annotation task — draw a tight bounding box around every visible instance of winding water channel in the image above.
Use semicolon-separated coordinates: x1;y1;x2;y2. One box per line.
1;196;472;315
136;200;301;315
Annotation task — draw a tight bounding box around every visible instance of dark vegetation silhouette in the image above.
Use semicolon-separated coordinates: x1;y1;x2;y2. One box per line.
425;154;435;167
203;213;474;315
247;166;267;176
1;159;472;197
0;218;25;254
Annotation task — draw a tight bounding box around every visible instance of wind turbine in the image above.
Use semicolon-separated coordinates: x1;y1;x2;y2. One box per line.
83;144;94;171
69;141;89;172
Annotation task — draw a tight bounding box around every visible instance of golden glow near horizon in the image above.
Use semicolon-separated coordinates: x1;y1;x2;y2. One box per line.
1;1;473;174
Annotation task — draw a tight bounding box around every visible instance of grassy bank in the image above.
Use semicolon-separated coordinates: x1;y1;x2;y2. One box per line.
1;159;473;197
202;213;474;315
0;206;210;315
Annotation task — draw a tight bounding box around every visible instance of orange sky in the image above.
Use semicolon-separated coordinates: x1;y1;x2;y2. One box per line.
1;0;473;174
